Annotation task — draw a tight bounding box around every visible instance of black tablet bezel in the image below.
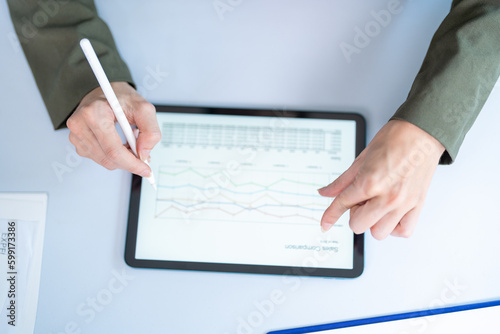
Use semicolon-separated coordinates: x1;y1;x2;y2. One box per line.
125;105;365;278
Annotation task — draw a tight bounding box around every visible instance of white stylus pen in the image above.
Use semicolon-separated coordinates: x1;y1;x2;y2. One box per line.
80;38;157;190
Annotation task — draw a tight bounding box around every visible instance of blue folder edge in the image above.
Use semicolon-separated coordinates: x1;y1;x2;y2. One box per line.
267;300;500;334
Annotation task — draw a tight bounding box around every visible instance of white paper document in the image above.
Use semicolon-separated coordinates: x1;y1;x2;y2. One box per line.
0;193;47;334
299;304;500;334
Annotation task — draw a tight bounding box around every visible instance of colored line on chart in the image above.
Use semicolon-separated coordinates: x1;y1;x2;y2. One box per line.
157;184;323;198
156;199;324;213
154;204;320;221
157;193;325;209
158;167;327;189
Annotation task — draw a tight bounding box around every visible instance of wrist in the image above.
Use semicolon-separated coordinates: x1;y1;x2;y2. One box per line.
389;119;445;162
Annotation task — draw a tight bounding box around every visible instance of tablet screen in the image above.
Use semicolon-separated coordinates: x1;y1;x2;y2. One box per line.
126;107;364;277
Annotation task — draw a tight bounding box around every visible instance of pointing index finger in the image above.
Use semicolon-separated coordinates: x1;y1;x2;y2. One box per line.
320;182;369;232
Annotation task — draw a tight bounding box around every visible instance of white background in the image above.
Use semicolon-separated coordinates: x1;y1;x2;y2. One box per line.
1;0;499;333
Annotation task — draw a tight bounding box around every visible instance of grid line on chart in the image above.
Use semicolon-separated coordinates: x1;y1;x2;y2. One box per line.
161;122;342;152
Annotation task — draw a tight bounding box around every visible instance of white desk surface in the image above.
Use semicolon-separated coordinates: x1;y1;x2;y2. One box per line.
1;1;499;333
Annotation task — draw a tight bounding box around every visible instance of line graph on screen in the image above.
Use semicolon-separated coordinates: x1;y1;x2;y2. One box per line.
153;165;339;225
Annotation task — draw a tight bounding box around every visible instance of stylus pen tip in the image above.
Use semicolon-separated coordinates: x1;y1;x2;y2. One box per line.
145;168;157;191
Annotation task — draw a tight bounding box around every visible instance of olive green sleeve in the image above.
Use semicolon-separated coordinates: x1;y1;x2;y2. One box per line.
7;0;135;129
391;0;500;164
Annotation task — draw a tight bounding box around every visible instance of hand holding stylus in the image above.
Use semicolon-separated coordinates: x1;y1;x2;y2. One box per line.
67;39;161;188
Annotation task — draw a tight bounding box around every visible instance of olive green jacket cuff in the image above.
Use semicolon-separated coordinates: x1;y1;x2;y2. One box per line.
391;0;500;164
7;0;134;130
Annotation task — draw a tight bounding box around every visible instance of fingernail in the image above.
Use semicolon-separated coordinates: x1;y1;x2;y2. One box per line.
140;169;151;178
321;223;333;233
140;149;151;161
317;186;326;193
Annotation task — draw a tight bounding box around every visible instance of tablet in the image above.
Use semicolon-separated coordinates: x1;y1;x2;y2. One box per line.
266;300;500;333
125;106;365;278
